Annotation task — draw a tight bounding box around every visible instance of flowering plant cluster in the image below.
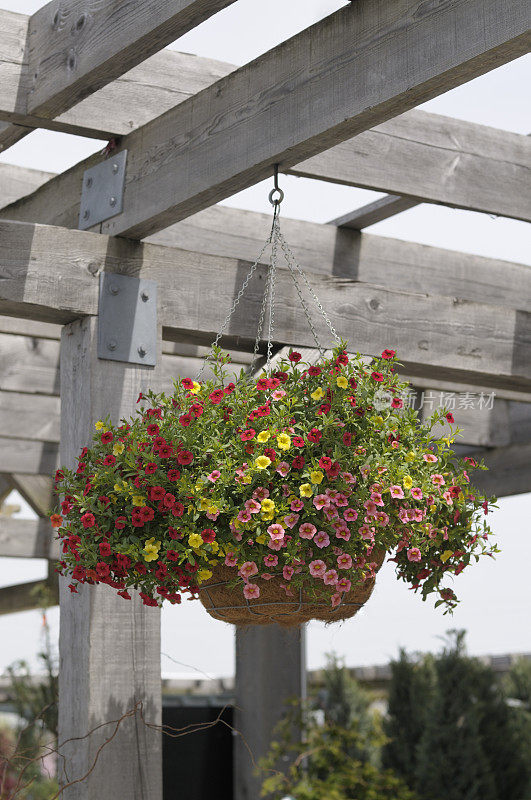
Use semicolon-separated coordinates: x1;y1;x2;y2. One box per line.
52;345;496;614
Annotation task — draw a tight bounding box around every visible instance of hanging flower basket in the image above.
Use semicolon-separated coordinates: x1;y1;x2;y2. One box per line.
52;190;497;625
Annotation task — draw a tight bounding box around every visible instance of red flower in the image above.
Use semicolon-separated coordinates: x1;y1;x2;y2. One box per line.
101;431;113;444
317;402;331;415
172;502;184;518
349;378;357;389
68;584;78;593
167;550;180;561
391;397;403;409
224;383;236;394
145;463;158;475
177;450;193;465
182;378;194;390
168;527;183;540
148;486;165;502
288;352;302;362
244;443;255;455
308;366;322;376
117;589;131;600
135;563;147;575
72;566;86;581
201;528;216;543
264;448;277;461
140;506;155;522
179;413;192;427
158;444;173;459
209;389;225;404
131;511;145;528
256;378;269;391
318;456;332;470
147;423;160;436
240;428;256;441
81;512;96;529
190;403;204;417
292;455;305;469
96;562;110;578
274;371;289;383
136;393;144;403
336;352;349;366
50;513;63;528
381;349;396;359
307;428;322;443
348;396;357;407
446;412;455;423
55;469;64;483
99;542;112;557
61;500;73;514
163;493;176;508
167;469;181;481
328;461;341;478
103;454;116;466
371;372;384;382
76;462;86;474
343;432;353;446
292;436;305;448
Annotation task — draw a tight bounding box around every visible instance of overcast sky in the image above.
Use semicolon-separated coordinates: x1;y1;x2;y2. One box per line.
0;0;530;677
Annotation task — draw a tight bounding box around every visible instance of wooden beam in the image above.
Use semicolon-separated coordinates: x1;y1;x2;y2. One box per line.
1;220;530;394
0;163;55;205
10;474;55;517
330;195;420;230
469;443;531;498
0;516;52;558
0;575;59;616
59;316;162;799
1;2;237;128
290;109;531;223
0;437;59;475
2;0;529;237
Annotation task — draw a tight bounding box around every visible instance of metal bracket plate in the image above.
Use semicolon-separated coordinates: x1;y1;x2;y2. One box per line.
97;272;157;366
78;150;127;230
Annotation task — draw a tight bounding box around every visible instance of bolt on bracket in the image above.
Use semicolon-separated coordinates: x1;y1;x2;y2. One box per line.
97;272;157;366
78;150;127;230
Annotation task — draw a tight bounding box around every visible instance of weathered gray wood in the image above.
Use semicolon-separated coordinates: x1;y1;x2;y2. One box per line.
0;437;59;475
331;195;421;230
0;2;237;129
0;575;59;616
0;391;60;442
0;516;52;558
0;474;13;504
11;474;55;516
292;109;531;223
235;626;306;800
3;0;529;237
0;163;54;205
1;220;530;394
469;443;531;498
58;316;162;799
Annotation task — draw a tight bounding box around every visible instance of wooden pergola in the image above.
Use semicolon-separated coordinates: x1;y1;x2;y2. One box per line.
0;1;529;797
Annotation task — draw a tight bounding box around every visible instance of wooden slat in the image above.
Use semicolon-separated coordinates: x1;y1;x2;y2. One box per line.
0;163;55;206
1;220;530;394
2;0;529;237
330;195;420;230
0;11;27;121
0;437;59;475
0;576;59;616
0;516;52;558
0;474;13;504
1;2;237;127
11;474;55;516
470;443;531;498
291;109;531;223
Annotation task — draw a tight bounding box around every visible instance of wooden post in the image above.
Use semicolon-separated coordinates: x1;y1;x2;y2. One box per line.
234;625;306;800
59;317;163;799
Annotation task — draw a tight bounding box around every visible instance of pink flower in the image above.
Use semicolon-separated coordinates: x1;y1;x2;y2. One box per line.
225;552;238;567
359;524;374;541
239;561;258;579
207;470;221;483
314;531;330;549
331;592;341;608
334;493;348;507
337;553;353;570
206;509;220;521
432;474;445;486
267;523;286;540
299;522;317;540
407;547;422;562
324;569;338;586
423;453;438;463
343;507;358;522
253;486;269;500
335;528;351;541
336;577;351;593
313;494;330;510
290;497;304;512
442;491;454;506
390;485;404;499
237;509;251;523
276;461;290;477
282;513;298;530
376;511;390;526
324;505;339;520
283;565;294;580
245;499;262;514
411;487;423;500
243;583;260;600
272;389;286;400
398;508;409;523
268;538;283;551
341;472;356;484
264;554;278;567
371;492;384;506
309;559;326;578
364;500;378;516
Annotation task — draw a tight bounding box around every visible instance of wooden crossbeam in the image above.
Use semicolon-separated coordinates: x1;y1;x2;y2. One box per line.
0;572;59;616
1;0;529;237
1;220;530;394
330;196;420;230
10;474;55;517
0;516;54;558
1;2;237;127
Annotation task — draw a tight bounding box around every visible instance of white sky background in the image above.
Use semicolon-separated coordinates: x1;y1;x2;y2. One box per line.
0;0;530;676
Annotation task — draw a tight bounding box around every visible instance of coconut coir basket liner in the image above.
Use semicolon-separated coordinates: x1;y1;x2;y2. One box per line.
198;551;385;627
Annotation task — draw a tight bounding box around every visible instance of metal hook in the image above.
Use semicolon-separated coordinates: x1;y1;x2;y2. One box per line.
268;163;284;207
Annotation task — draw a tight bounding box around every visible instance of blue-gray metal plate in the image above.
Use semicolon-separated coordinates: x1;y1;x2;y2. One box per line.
97;272;157;366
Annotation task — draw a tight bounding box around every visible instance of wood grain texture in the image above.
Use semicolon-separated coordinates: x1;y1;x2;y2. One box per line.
0;436;59;474
11;474;55;516
58;316;162;800
1;220;530;394
291;109;531;222
0;516;52;558
0;577;59;615
330;195;420;230
3;0;529;236
0;163;55;205
0;10;28;118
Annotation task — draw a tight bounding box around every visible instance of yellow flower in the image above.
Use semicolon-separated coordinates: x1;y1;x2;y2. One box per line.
197;569;213;582
257;430;271;443
311;387;324;401
95;420;104;430
440;550;453;563
198;498;210;511
261;499;275;514
142;538;161;562
207;505;219;515
336;376;348;389
255;455;271;470
403;475;413;490
255;534;267;545
114;483;123;493
430;504;436;512
443;436;454;446
262;512;275;521
113;442;124;455
405;450;416;462
210;540;219;553
371;415;384;427
300;483;313;498
241;475;252;484
132;495;146;506
188;533;203;549
277;433;291;451
310;470;324;485
190;381;201;394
